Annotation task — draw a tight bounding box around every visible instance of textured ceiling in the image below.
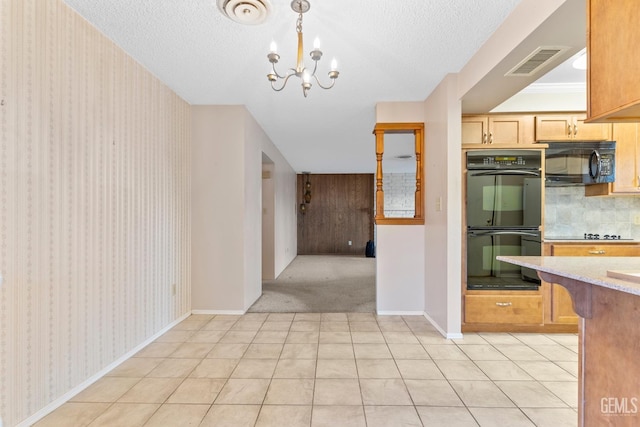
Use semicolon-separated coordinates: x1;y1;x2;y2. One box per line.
63;0;522;173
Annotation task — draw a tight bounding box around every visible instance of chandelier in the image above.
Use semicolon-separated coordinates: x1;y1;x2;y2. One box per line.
267;0;339;97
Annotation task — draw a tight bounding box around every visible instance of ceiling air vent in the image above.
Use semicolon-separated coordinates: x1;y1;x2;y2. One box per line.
217;0;272;25
505;46;569;77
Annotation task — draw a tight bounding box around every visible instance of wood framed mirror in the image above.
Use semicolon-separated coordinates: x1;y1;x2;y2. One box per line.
373;122;424;225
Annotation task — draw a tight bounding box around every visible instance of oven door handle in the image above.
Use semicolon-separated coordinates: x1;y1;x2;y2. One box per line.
468;230;540;238
469;170;540;177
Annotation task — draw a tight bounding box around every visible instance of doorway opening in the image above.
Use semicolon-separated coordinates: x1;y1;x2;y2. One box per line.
251;173;376;313
261;154;276;281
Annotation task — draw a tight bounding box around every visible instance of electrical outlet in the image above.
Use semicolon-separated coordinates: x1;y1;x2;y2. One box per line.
348;240;352;246
435;197;442;212
634;214;640;225
171;283;176;296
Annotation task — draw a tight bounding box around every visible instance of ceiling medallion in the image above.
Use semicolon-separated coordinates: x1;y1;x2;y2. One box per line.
267;0;339;97
217;0;272;25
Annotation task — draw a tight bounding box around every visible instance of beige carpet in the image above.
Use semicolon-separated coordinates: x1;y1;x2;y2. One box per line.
248;255;376;313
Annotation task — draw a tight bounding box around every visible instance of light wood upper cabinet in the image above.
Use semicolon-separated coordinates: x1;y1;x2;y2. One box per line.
462;116;489;145
462;115;534;145
573;116;612;140
611;123;640;193
535;114;611;141
586;123;640;196
587;0;640;122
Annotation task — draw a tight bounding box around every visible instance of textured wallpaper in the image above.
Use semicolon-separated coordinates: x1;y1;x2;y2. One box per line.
0;1;191;425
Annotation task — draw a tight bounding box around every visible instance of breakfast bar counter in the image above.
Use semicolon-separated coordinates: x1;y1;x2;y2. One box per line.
497;256;640;426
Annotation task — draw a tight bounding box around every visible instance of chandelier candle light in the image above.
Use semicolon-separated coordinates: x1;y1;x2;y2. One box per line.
267;0;339;97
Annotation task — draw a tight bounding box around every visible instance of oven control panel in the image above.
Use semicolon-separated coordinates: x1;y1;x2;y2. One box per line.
467;150;542;170
481;155;525;166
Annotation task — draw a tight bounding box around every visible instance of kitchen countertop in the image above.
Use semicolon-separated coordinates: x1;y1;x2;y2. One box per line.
496;256;640;296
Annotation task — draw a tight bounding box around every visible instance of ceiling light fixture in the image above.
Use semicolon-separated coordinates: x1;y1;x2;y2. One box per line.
267;0;339;97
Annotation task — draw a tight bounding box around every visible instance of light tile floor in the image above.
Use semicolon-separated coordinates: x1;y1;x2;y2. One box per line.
34;313;578;427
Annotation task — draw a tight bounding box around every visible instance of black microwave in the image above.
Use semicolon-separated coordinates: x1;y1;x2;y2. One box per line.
544;141;616;186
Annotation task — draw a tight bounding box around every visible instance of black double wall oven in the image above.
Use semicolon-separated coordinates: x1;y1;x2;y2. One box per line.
466;150;542;291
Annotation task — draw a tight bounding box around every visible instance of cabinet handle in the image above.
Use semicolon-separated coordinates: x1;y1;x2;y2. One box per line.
574;124;578;136
568;124;572;137
495;302;512;307
489;132;493;144
588;250;606;255
483;133;487;144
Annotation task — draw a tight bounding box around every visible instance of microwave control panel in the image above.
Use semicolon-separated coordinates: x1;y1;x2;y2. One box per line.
599;155;614;176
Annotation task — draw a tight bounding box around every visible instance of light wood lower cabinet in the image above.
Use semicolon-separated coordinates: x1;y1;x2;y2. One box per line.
465;294;543;324
549;243;640;257
549;285;577;324
543;242;640;326
463;242;640;332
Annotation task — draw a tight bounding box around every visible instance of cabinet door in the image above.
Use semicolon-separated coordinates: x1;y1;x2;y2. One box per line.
573;116;612;140
551;285;578;324
462;116;488;145
535;116;573;141
611;123;640;193
489;116;534;145
587;0;640;121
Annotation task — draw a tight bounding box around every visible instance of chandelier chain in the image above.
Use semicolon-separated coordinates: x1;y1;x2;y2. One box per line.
296;13;303;33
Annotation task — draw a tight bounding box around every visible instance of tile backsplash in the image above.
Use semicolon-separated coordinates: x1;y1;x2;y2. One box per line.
545;186;640;239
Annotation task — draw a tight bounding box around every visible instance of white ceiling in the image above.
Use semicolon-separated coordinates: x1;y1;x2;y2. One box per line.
63;0;577;173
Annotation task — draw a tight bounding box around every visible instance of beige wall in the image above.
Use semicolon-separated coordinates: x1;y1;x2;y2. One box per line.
191;106;296;312
258;127;297;279
375;102;425;123
374;103;426;315
457;0;571;100
191;106;246;312
0;1;192;425
423;74;462;337
243;111;267;308
376;225;425;314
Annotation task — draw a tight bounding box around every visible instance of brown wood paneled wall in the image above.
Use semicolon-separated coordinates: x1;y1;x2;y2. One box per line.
297;174;374;255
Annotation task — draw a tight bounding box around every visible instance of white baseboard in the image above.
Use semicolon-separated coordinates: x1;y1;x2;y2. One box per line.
191;309;246;315
17;312;191;427
376;310;424;316
422;312;463;339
